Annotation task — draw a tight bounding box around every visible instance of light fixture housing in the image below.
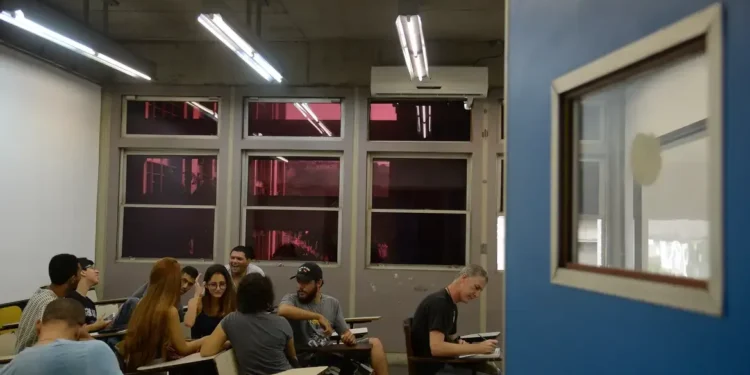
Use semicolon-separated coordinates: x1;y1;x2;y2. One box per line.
197;13;283;83
0;9;151;80
395;14;429;81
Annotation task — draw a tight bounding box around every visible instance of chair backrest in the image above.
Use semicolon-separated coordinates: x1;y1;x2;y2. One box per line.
403;318;417;375
0;306;22;334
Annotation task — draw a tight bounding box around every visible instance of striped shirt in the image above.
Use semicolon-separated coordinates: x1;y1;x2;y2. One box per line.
14;288;58;353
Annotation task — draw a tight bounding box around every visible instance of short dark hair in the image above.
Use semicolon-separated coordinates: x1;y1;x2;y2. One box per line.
237;273;274;314
43;299;85;326
181;266;199;279
230;245;255;261
49;254;80;285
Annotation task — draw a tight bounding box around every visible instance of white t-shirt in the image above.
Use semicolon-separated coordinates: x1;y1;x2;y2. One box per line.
225;263;265;276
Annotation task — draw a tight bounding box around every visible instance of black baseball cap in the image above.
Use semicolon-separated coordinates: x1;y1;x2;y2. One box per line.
290;262;323;283
77;258;95;270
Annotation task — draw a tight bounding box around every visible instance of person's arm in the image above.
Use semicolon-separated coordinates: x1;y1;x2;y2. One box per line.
85;318;111;332
184;276;205;328
285;338;299;368
166;307;203;356
183;297;202;328
429;331;497;357
277;304;333;335
200;323;228;357
131;283;148;299
332;300;355;345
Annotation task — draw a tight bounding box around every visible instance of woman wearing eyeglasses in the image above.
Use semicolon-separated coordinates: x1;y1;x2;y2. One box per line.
184;264;237;339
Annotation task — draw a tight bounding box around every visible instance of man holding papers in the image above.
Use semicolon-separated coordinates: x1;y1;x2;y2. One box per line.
411;265;499;375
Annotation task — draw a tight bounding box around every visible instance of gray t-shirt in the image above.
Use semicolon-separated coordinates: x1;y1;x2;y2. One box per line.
221;312;292;375
1;339;122;375
279;293;348;348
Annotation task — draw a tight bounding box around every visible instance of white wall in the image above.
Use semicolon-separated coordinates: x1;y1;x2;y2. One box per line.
0;46;101;301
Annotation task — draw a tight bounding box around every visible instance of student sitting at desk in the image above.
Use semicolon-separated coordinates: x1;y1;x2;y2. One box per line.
185;264;237;339
201;273;297;375
411;265;498;375
14;254;81;353
67;258;111;332
121;258;205;372
278;262;389;375
0;299;122;374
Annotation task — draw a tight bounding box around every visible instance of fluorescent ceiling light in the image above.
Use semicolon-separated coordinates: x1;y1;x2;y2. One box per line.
197;13;283;83
293;103;333;136
187;101;218;120
395;15;429;81
0;10;151;80
276;156;289;163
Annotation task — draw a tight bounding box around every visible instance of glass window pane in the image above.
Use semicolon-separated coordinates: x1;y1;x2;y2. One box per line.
247;156;340;207
576;219;602;266
125;155;217;206
372;158;467;210
580;102;603;141
579;161;600;215
370;212;465;266
247;102;342;138
245;210;338;262
121;207;215;259
126;100;219;136
575;52;709;280
369;100;471;141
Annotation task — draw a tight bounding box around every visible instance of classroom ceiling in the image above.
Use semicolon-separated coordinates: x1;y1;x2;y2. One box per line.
40;0;505;42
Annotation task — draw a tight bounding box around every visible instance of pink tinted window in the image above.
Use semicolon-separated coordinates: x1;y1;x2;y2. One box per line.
369;100;470;141
125;155;217;206
370;212;465;266
247;102;342;137
247;157;340;207
245;210;338;262
126;100;219;136
122;207;214;259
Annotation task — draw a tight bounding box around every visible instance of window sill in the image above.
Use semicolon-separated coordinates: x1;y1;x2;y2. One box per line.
551;266;722;316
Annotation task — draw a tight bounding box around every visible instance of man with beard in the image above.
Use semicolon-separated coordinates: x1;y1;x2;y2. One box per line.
14;254;81;353
279;262;389;375
226;245;264;286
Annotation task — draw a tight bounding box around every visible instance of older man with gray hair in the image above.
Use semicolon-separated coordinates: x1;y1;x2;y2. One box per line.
410;264;499;375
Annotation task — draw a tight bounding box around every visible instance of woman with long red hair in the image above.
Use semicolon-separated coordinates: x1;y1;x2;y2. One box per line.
121;258;204;371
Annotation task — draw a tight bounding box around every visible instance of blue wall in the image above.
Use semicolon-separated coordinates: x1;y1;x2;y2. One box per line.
505;0;750;373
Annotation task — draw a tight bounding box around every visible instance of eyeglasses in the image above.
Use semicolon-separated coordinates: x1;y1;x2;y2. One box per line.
207;282;227;290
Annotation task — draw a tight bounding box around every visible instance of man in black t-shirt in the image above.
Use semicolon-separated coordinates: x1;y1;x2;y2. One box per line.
67;258;111;332
411;265;498;375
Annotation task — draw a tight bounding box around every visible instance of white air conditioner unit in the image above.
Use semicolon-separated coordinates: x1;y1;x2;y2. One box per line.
370;66;488;99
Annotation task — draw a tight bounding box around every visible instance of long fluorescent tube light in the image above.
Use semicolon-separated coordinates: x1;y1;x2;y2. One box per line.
0;10;151;80
187;101;219;120
395;15;429;81
197;13;283;83
293;103;333;137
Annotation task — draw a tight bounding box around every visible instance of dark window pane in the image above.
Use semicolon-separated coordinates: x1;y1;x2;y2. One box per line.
245;210;338;262
579;161;600;215
369;100;471;141
247;157;340;207
247;102;341;137
126;100;219;136
372;158;467;210
125;155;217;206
370;212;465;266
122;207;214;259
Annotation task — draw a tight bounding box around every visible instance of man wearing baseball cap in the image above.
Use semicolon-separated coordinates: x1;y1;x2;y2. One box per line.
278;262;389;375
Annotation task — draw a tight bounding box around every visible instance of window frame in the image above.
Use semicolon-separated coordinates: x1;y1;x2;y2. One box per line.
121;96;222;139
244;97;344;140
240;151;344;265
549;4;723;315
497;156;505;271
117;149;220;262
365;153;472;270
